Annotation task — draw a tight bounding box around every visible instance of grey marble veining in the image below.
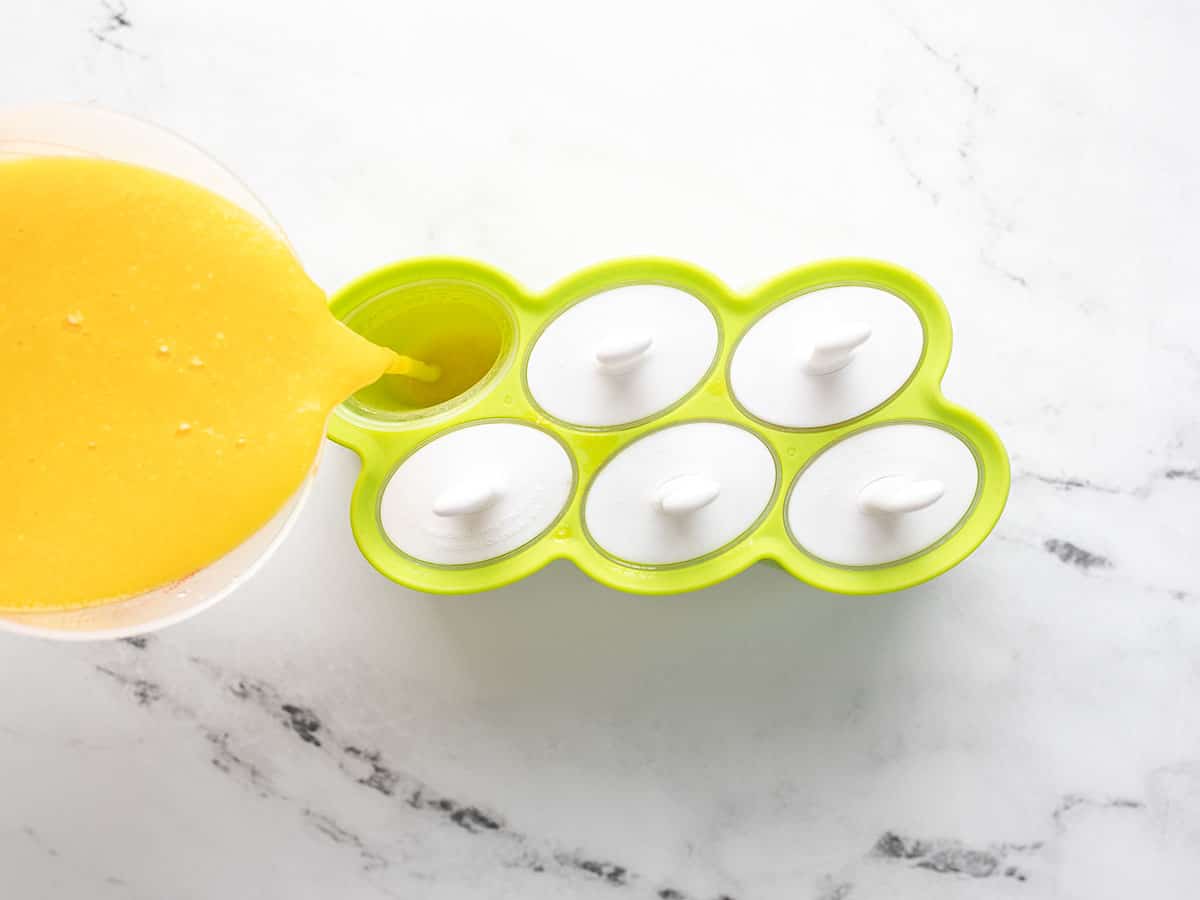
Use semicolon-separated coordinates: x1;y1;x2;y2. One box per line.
3;0;1200;897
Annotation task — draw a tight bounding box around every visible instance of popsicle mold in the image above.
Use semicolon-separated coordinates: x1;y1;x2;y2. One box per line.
328;257;1009;595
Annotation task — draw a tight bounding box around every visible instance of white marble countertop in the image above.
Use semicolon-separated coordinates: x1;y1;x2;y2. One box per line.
3;1;1199;897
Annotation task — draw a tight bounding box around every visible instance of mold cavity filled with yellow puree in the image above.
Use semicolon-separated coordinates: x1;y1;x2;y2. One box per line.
0;157;398;611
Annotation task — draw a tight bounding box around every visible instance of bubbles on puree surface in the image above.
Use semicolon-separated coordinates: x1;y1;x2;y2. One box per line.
0;156;396;611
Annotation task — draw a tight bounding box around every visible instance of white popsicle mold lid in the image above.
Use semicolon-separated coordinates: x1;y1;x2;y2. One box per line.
584;422;777;565
526;285;719;428
379;423;574;566
786;423;979;567
730;286;924;428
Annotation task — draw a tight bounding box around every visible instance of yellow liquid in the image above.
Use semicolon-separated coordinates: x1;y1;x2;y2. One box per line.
351;294;505;416
0;157;395;611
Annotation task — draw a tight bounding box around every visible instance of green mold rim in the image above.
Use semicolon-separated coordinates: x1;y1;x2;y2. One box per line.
327;256;1010;596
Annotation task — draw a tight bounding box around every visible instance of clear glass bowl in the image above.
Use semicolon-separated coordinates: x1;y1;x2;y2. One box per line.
0;104;316;640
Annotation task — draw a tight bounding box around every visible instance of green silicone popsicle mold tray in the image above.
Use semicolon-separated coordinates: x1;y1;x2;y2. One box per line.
327;256;1009;595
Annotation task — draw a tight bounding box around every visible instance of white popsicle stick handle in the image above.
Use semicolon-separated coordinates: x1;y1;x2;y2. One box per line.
858;475;944;515
595;331;654;374
432;477;504;517
803;321;872;375
655;474;721;516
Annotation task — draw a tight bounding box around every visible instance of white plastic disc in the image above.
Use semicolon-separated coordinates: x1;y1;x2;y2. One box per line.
730;286;924;428
584;422;776;565
380;423;574;566
526;285;719;428
786;424;978;567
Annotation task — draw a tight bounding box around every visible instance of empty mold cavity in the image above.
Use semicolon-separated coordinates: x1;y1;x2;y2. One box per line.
341;279;515;424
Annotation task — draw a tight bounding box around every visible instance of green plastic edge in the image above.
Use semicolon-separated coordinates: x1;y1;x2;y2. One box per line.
326;257;1011;596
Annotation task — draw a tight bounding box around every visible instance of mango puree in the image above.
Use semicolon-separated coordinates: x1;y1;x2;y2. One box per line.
0;157;395;610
